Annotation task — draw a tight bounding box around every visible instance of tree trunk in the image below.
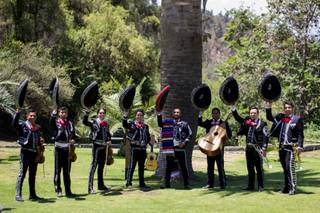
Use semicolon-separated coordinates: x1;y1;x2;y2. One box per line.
160;0;202;176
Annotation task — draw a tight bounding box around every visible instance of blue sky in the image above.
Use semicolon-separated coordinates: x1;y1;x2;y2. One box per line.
156;0;268;14
205;0;268;14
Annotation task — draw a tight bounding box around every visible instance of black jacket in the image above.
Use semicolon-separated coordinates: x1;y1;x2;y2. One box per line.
266;108;304;148
50;112;75;142
12;112;42;152
123;117;151;147
198;116;232;138
83;114;111;143
232;109;269;149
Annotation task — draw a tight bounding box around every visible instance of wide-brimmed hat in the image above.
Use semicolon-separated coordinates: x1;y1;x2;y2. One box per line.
258;73;281;102
219;76;239;105
119;84;136;111
48;77;59;107
191;84;211;111
156;85;170;113
16;79;28;108
81;81;99;109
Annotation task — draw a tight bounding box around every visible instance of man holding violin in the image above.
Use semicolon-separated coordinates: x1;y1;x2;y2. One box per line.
12;107;44;201
50;106;76;197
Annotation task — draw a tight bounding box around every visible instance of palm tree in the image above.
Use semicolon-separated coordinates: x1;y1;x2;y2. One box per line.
160;0;202;175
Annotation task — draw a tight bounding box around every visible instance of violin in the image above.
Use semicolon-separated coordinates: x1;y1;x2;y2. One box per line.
69;142;77;162
35;142;45;164
106;145;114;165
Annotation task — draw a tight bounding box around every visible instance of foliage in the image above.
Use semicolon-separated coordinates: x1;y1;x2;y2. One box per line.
219;1;320;125
0;41;74;115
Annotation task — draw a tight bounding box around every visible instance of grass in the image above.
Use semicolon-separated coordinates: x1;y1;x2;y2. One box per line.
0;147;319;213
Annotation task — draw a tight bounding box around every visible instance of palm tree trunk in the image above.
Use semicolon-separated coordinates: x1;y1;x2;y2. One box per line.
160;0;202;176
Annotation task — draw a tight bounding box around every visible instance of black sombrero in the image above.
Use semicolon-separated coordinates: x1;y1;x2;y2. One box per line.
81;81;99;109
219;76;239;105
48;77;60;107
156;85;170;112
16;80;28;108
191;84;211;111
119;84;136;111
258;74;281;102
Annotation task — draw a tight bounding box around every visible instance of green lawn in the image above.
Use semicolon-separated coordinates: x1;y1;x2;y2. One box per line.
0;147;319;213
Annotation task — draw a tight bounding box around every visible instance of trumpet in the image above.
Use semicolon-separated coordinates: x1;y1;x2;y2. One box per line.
251;144;272;169
293;145;303;171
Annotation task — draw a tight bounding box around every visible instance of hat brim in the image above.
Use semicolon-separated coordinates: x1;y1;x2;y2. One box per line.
259;74;281;102
156;85;170;112
81;81;99;109
119;84;136;111
16;80;28;108
191;84;211;110
219;76;239;105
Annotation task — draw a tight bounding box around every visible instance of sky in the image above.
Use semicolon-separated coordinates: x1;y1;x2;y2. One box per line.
156;0;268;15
205;0;268;14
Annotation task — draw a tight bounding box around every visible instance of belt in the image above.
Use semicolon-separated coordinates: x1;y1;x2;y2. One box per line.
131;147;146;150
55;141;69;148
21;147;37;152
94;140;107;146
280;144;293;148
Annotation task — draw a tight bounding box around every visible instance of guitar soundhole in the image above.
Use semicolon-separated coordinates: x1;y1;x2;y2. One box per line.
214;132;218;136
150;157;154;160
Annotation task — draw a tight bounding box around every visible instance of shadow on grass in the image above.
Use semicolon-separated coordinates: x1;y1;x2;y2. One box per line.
191;168;319;197
34;198;57;204
0;207;16;211
7;155;20;162
64;193;88;201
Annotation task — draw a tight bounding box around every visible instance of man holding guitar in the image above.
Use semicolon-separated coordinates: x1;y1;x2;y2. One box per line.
198;107;232;189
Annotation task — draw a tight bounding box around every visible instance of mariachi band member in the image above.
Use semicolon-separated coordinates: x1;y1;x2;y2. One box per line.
266;101;304;195
198;107;232;189
158;108;192;189
232;105;269;192
50;107;76;197
12;108;43;201
123;109;152;190
83;108;112;194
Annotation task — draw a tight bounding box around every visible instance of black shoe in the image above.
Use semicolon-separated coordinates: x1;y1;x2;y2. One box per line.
88;189;96;194
258;187;264;192
65;192;75;197
29;195;41;201
15;196;24;202
184;185;191;190
125;183;132;189
202;184;213;189
242;187;254;191
56;191;63;197
288;189;295;195
278;188;289;194
139;185;151;190
160;184;170;189
98;185;110;191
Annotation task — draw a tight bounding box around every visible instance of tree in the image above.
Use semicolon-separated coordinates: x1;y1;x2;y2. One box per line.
160;0;202;175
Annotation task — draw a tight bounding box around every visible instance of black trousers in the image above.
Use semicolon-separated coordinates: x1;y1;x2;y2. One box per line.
245;146;264;189
54;147;72;194
88;144;107;190
127;147;147;186
279;147;296;191
207;150;226;188
16;149;38;198
165;150;189;187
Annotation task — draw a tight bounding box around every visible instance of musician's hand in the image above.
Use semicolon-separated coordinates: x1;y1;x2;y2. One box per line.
70;139;75;145
297;147;303;154
107;141;112;145
265;101;272;109
231;105;237;112
262;150;267;157
179;143;186;148
16;108;21;113
40;137;44;144
198;111;203;117
123;111;129;117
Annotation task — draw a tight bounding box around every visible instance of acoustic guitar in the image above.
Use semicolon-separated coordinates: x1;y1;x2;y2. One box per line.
145;145;158;171
198;124;227;156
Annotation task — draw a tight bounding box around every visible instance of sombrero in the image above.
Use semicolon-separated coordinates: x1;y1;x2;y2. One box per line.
258;74;281;102
81;81;99;109
156;85;170;112
119;84;136;111
191;84;211;110
16;80;28;108
219;76;239;105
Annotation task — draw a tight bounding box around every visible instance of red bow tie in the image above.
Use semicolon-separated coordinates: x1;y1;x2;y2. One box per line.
245;119;257;127
135;121;145;129
58;119;68;126
100;121;108;127
281;117;291;123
